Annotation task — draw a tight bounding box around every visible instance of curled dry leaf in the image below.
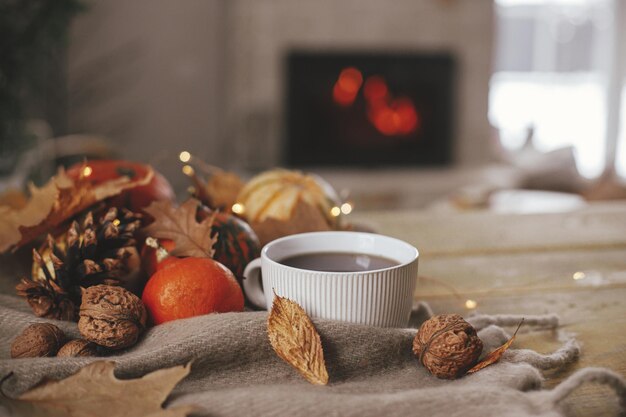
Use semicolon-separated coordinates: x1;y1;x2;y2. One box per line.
204;171;244;210
0;171;70;253
466;319;524;374
142;198;217;259
0;188;28;209
267;293;329;385
251;198;332;246
188;169;244;212
0;166;154;253
1;361;196;417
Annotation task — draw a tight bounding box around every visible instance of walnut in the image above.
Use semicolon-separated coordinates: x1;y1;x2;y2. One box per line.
78;285;147;349
11;323;66;358
412;314;483;379
57;339;100;357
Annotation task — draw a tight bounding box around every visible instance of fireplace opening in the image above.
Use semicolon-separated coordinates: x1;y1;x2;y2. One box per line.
284;51;456;167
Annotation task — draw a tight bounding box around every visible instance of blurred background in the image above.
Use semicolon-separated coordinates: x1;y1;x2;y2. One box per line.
2;0;626;213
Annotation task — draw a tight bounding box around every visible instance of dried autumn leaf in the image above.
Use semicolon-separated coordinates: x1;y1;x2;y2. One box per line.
188;169;244;212
466;319;524;374
142;198;217;259
0;188;28;209
17;174;150;250
1;361;196;417
0;166;154;253
267;293;329;385
251;198;332;246
0;171;71;253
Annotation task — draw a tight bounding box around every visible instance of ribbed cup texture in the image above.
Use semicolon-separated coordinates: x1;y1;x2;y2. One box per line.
262;260;418;328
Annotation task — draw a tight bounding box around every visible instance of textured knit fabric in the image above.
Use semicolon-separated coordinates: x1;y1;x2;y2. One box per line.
0;294;624;417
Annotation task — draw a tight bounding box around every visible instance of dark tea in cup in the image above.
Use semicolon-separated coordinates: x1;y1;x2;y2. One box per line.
280;252;399;273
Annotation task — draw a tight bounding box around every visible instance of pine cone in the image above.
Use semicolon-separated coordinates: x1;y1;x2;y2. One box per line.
16;207;142;321
16;278;76;321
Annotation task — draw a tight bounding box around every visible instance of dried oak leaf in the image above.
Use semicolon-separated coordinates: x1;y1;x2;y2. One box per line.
1;361;197;417
0;166;154;253
466;319;524;374
0;172;70;253
251;198;332;246
267;293;329;385
0;188;28;209
142;198;217;259
188;169;244;212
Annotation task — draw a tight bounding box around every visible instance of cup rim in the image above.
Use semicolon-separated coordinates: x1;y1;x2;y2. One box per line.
261;231;419;275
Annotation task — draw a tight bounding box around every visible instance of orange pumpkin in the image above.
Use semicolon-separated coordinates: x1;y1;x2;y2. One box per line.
67;160;175;212
141;207;260;281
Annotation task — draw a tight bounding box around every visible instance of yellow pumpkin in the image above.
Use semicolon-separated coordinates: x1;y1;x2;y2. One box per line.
235;169;339;244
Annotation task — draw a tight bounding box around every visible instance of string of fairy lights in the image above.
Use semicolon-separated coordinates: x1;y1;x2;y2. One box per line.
77;156;599;313
177;150;352;219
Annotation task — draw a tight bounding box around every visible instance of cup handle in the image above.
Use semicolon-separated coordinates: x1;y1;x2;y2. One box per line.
243;258;266;309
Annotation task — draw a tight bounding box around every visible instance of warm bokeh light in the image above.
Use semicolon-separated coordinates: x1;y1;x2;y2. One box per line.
573;271;586;280
363;76;418;136
394;98;419;134
330;206;341;217
465;299;478;309
364;76;388;102
338;67;363;93
331;69;419;136
371;107;400;136
333;83;358;106
340;202;353;215
368;97;419;136
232;203;245;214
112;219;121;227
182;165;195;176
333;67;363;106
82;166;93;177
179;151;191;162
145;237;159;249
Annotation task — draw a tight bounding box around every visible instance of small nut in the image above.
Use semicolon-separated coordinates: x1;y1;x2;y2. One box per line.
11;323;66;358
78;285;147;349
57;339;99;357
413;314;483;379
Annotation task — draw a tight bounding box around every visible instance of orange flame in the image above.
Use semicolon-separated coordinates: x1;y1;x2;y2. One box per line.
332;67;420;136
333;67;363;106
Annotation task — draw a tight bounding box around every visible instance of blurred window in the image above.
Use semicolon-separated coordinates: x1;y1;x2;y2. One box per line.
617;86;626;178
489;0;616;178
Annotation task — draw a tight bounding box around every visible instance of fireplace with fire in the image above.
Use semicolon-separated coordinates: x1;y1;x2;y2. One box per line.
284;52;456;167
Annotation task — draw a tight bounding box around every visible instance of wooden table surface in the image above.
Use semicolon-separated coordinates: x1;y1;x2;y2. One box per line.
352;202;626;416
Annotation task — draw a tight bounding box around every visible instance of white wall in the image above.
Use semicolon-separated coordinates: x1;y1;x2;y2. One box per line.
223;0;494;168
68;0;225;190
68;0;494;186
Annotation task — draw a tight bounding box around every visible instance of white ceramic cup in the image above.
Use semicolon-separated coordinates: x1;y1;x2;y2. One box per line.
243;231;418;328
